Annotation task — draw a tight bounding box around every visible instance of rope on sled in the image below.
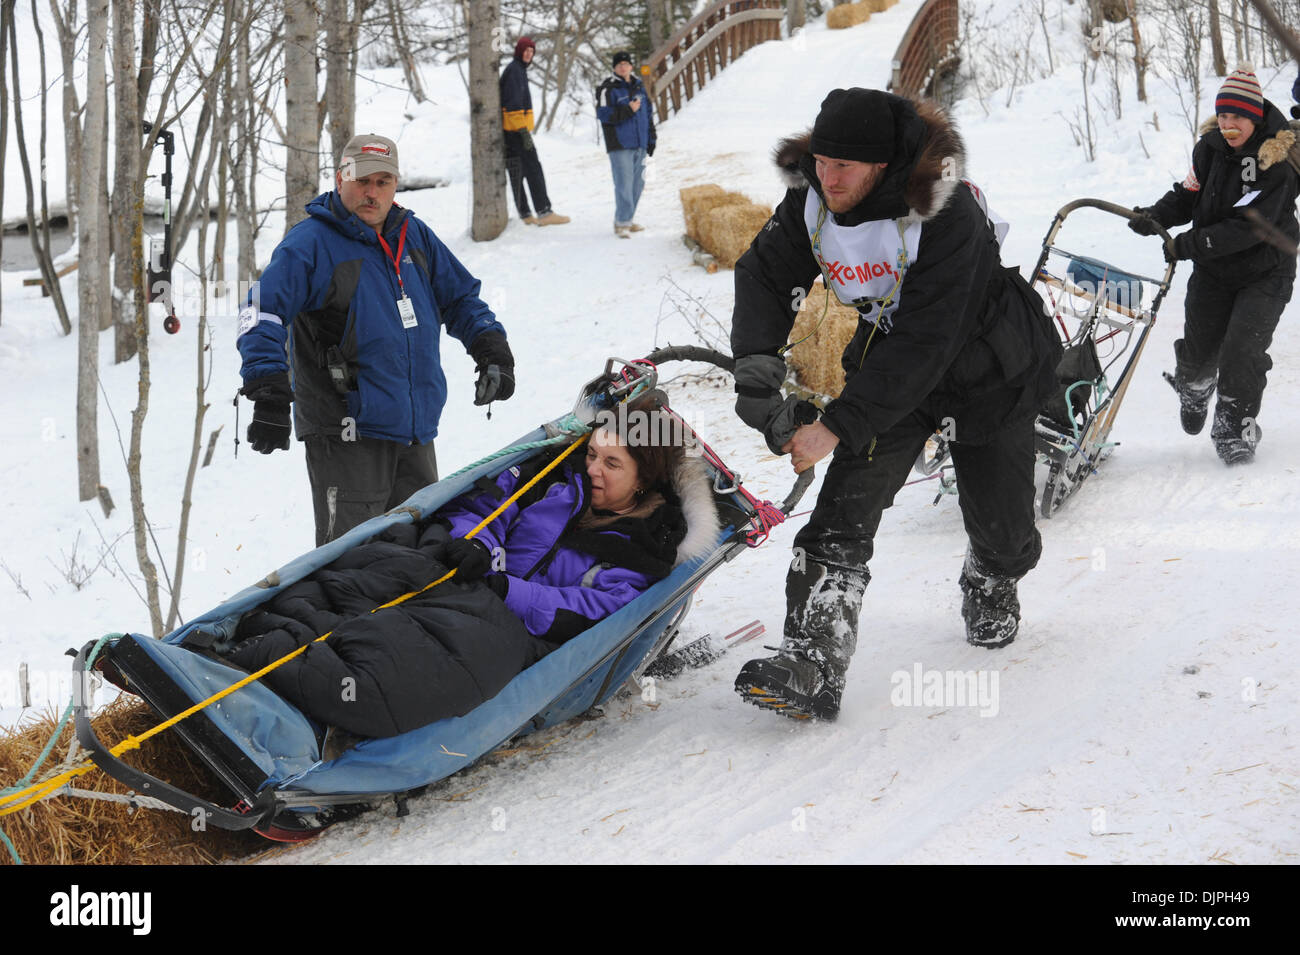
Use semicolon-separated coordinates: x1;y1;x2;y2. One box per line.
441;414;590;482
0;438;593;828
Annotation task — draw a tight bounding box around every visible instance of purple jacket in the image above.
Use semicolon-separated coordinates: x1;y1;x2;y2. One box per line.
440;459;686;643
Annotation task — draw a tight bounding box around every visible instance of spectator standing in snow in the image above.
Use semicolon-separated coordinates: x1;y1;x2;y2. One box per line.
1130;66;1299;465
500;37;570;227
237;134;516;546
597;51;656;238
728;88;1061;721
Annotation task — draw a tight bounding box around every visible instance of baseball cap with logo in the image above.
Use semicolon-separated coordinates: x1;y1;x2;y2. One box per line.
339;134;400;180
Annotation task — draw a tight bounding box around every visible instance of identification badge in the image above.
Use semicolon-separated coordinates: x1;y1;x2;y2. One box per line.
397;295;417;328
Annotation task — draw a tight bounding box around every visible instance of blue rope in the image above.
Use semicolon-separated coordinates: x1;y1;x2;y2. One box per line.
441;416;591;482
0;633;120;866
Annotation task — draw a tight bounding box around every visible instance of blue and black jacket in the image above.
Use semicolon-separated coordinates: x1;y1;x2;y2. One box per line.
596;74;656;154
237;191;505;445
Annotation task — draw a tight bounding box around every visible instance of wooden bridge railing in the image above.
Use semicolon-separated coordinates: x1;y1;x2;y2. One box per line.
645;0;786;123
888;0;960;100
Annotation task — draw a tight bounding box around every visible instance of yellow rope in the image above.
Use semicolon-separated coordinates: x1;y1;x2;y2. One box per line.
0;434;591;818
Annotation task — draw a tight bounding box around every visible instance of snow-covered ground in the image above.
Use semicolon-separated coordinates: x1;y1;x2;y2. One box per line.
1;1;1297;865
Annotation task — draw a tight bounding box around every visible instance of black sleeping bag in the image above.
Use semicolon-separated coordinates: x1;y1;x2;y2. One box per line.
225;520;549;738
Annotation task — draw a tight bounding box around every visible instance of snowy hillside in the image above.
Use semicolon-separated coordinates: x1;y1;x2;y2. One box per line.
1;0;1297;869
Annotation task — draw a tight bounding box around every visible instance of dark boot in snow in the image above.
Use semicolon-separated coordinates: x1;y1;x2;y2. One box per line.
1211;395;1261;465
1163;370;1217;436
735;555;864;721
959;551;1021;649
734;645;845;721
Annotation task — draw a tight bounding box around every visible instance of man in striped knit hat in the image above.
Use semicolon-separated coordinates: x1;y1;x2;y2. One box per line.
1130;66;1299;465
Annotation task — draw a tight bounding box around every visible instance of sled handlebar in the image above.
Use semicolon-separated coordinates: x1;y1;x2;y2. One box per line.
1049;197;1174;244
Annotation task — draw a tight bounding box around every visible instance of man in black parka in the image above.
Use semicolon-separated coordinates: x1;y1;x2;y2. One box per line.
729;88;1060;721
1131;66;1298;464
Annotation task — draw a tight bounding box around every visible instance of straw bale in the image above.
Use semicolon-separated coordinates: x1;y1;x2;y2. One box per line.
785;280;861;398
865;0;899;13
826;2;871;29
696;202;773;270
0;695;263;865
680;184;750;240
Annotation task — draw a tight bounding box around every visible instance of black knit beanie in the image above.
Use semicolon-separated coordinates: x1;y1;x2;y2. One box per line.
809;88;895;163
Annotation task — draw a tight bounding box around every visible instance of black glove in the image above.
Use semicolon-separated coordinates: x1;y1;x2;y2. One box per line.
240;372;292;454
1127;207;1160;237
1166;231;1196;263
733;354;788;432
469;331;516;405
484;574;510;599
441;537;493;581
647;141;656;158
762;396;820;456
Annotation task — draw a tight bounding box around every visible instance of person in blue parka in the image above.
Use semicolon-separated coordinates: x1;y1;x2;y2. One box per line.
237;133;516;546
597;51;657;237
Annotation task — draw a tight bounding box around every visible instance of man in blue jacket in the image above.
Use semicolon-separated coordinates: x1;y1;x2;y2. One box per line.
237;133;515;546
597;51;657;237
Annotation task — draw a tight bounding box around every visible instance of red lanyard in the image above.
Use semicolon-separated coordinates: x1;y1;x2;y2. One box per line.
375;219;410;296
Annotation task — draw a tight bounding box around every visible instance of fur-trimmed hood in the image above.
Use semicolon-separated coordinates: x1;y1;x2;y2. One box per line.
668;451;719;567
772;96;967;225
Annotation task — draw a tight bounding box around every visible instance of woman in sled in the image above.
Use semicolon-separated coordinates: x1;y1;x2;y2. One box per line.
223;408;717;741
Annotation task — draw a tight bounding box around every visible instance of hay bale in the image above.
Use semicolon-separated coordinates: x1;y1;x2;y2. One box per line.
865;0;899;13
826;2;871;29
679;184;750;240
0;695;263;865
696;201;773;270
785;280;861;398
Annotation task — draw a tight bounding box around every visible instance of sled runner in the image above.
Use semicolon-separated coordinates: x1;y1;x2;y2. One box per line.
918;198;1176;518
67;351;810;840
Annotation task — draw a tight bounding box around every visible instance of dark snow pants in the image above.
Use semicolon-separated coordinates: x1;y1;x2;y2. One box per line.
1176;268;1293;433
504;130;552;220
304;434;438;547
785;412;1042;665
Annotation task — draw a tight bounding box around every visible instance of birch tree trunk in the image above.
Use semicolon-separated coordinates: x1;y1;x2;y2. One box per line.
324;0;365;160
469;0;507;241
1208;0;1228;76
112;0;143;363
77;0;109;502
0;0;8;329
48;0;81;238
284;0;319;233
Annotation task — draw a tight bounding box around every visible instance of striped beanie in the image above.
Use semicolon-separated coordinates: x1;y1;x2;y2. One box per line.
1216;65;1264;120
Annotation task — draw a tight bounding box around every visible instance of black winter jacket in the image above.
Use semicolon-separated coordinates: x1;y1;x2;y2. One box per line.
1147;101;1299;285
731;96;1060;455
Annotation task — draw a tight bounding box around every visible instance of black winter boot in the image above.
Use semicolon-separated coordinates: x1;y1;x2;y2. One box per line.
1211;395;1262;465
734;555;864;721
959;551;1021;649
1163;371;1217;436
734;646;845;721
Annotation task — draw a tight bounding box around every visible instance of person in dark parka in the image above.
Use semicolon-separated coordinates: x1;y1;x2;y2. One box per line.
729;88;1061;721
500;37;569;226
1130;66;1299;464
225;423;717;739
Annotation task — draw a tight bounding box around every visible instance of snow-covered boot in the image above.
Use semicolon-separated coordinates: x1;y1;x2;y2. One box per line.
1163;370;1217;436
734;556;864;721
959;551;1021;649
1211;395;1261;465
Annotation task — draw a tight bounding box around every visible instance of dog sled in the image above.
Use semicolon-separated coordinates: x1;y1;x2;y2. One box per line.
916;198;1176;517
62;350;810;841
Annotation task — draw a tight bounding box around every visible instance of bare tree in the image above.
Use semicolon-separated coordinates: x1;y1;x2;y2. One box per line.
111;0;144;362
47;0;82;236
8;0;72;334
1208;0;1228;75
787;0;805;35
1127;0;1148;102
469;0;507;240
0;0;8;329
284;0;319;233
77;0;108;502
325;0;369;159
